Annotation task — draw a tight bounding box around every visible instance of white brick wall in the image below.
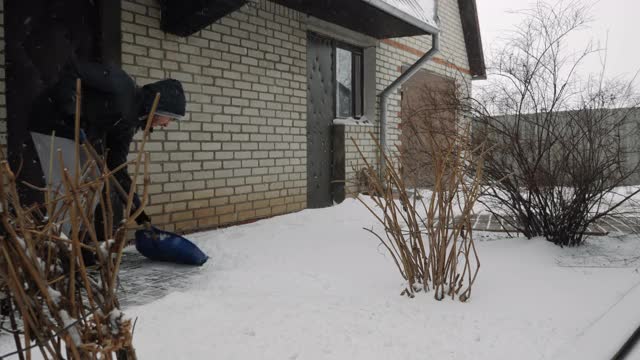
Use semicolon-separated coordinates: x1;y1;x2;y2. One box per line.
0;0;476;232
375;0;473;154
122;0;307;232
342;0;473;194
344;125;378;195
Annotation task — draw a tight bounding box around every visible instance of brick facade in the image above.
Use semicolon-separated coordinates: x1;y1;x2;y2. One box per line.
345;0;473;198
343;124;378;195
375;0;473;154
122;0;307;232
0;0;475;234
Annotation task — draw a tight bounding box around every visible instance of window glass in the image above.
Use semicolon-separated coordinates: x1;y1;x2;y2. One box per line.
336;47;353;118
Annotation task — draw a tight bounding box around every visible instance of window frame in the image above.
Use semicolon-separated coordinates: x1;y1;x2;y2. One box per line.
333;40;364;119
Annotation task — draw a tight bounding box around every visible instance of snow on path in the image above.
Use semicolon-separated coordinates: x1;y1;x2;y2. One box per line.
126;198;640;360
555;275;640;359
1;198;639;359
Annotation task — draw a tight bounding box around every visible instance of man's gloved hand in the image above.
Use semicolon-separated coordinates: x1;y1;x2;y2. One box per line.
135;210;151;226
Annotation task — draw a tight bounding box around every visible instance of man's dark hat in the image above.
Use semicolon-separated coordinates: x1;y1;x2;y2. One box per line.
140;79;186;119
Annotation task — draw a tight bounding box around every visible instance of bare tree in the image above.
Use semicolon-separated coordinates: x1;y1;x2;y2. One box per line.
471;0;640;246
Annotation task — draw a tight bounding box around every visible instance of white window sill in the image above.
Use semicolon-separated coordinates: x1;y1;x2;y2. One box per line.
333;117;375;127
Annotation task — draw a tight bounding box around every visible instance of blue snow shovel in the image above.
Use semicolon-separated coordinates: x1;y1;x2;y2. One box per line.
134;225;208;266
32;130;209;266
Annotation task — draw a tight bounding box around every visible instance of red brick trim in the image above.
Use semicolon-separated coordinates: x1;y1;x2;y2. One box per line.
383;39;423;57
381;39;472;76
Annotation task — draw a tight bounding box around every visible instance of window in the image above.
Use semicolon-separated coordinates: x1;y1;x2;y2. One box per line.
335;44;363;119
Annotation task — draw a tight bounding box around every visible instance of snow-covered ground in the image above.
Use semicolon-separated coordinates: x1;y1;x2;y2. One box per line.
3;197;640;359
129;198;640;359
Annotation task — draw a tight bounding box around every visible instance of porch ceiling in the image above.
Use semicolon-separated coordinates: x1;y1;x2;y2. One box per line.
271;0;438;38
160;0;437;39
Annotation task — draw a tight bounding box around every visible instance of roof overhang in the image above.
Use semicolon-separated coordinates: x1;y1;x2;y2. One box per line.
159;0;249;37
271;0;438;38
160;0;437;39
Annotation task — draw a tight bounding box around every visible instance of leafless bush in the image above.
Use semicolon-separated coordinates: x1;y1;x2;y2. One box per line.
0;81;158;359
353;125;485;301
471;1;640;246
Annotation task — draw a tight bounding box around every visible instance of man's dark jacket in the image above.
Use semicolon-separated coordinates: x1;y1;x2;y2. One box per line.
29;60;185;198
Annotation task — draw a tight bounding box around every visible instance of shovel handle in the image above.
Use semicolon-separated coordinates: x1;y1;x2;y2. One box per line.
84;141;157;240
83;141;139;211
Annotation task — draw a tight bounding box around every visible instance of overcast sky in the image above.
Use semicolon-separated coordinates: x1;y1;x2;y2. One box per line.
475;0;640;89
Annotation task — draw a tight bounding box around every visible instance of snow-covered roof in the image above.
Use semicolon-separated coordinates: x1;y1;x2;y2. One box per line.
366;0;439;33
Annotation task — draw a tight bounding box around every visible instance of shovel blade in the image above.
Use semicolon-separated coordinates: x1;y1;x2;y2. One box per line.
135;227;208;266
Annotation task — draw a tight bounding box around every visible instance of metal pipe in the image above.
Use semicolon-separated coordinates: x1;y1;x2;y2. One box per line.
612;324;640;359
378;32;440;175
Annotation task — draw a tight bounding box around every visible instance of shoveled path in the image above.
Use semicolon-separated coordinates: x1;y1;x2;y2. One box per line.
117;250;203;308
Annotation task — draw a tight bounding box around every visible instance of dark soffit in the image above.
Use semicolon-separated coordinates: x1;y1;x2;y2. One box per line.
160;0;249;37
267;0;437;39
160;0;437;39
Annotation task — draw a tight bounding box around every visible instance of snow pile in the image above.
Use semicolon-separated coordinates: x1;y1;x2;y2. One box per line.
15;236;46;273
109;310;123;336
58;310;81;346
98;239;115;259
47;287;62;306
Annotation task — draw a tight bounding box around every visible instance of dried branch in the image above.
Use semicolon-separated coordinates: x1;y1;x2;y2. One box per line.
0;81;153;359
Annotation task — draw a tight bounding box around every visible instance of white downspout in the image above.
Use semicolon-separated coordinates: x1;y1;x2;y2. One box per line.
379;32;440;175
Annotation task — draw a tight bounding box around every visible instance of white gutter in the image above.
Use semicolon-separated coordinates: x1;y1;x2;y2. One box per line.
378;32;440;175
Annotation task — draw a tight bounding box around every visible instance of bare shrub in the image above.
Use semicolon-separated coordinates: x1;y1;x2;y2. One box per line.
0;81;158;359
471;1;640;246
353;124;484;301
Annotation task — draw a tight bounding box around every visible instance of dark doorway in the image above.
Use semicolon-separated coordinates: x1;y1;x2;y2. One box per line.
306;32;336;208
4;0;120;206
